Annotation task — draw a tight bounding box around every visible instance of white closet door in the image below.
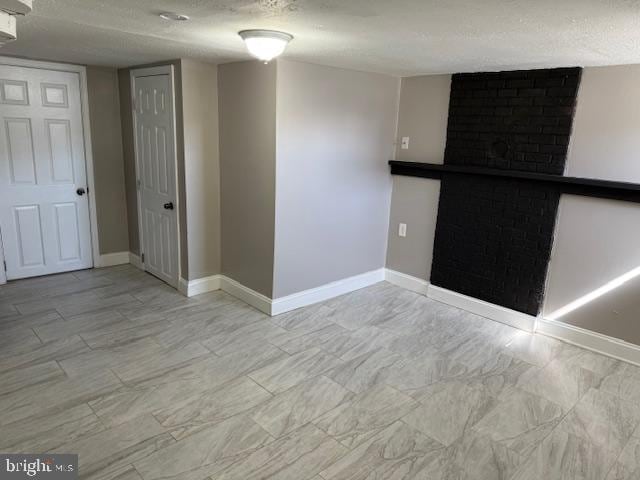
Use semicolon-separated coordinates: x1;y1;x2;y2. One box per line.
0;65;92;280
133;72;179;287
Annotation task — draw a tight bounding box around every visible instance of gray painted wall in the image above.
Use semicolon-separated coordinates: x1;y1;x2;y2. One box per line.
542;65;640;344
544;195;640;344
86;66;129;254
384;66;640;345
395;75;451;163
218;61;277;297
565;65;640;183
273;60;400;298
386;176;441;280
117;68;139;255
385;75;450;281
181;59;221;280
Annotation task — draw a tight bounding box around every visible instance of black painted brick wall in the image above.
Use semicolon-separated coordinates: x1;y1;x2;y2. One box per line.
431;67;582;315
431;175;561;315
446;67;581;175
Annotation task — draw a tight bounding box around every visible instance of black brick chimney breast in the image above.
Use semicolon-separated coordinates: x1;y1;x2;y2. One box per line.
431;67;582;315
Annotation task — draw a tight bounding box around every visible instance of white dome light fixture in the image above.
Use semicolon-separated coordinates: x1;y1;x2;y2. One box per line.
0;11;16;44
238;29;293;63
0;0;32;45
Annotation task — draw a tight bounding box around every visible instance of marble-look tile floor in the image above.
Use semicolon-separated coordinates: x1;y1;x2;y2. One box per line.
1;264;640;480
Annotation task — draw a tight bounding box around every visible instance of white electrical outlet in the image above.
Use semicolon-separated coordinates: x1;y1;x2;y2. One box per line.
398;223;407;237
401;137;410;150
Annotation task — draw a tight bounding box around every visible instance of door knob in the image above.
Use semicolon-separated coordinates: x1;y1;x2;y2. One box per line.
76;188;86;196
163;202;174;210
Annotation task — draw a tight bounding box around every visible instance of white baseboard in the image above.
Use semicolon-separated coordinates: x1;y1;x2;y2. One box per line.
382;269;640;366
384;269;429;295
536;318;640;367
384;271;640;366
176;268;385;316
173;273;270;313
128;257;640;366
427;284;537;333
178;275;222;297
220;276;272;315
128;252;143;270
384;271;535;333
96;251;130;268
271;268;386;316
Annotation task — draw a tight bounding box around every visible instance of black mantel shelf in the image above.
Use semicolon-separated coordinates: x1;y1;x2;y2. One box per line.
389;160;640;204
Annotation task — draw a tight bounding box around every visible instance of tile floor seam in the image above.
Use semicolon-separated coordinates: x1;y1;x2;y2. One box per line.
28;326;45;344
242;373;278;399
398;418;446;449
106;366;129;388
84;400;112;431
53;358;69;379
77;334;95;352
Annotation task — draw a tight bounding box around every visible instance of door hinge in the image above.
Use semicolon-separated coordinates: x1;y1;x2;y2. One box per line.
3;261;6;272
141;253;145;263
136;179;141;190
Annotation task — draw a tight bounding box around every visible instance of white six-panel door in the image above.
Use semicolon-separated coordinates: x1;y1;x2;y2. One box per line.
132;70;179;287
0;65;92;280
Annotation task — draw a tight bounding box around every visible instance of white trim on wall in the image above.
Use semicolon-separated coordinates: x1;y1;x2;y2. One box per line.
382;267;640;366
220;276;272;314
178;275;222;297
0;56;101;273
271;268;385;315
536;317;640;367
384;268;429;295
0;231;5;285
384;269;536;332
174;268;385;316
177;274;269;313
96;252;130;268
427;284;537;333
129;252;143;270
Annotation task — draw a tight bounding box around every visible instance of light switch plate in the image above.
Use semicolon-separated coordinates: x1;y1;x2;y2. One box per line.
399;223;407;237
401;137;409;150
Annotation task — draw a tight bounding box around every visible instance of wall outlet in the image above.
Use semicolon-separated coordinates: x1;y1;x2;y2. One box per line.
398;223;407;237
401;137;410;150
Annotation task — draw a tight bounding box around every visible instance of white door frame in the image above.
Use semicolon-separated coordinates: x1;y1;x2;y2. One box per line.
0;56;99;285
130;65;182;287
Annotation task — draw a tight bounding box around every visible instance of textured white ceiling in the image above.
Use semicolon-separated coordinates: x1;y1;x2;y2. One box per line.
2;0;640;75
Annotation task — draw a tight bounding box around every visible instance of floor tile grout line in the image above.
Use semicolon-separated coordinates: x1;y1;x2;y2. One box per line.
243;371;281;397
397;418;447;448
512;390;586;474
131;463;147;480
107;366;129;388
84;400;111;431
30;326;44;344
54;358;70;379
77;334;95;352
603;428;636;480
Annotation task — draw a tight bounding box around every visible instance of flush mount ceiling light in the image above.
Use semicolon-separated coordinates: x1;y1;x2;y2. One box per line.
238;29;293;63
159;12;190;21
0;11;16;43
0;0;33;45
